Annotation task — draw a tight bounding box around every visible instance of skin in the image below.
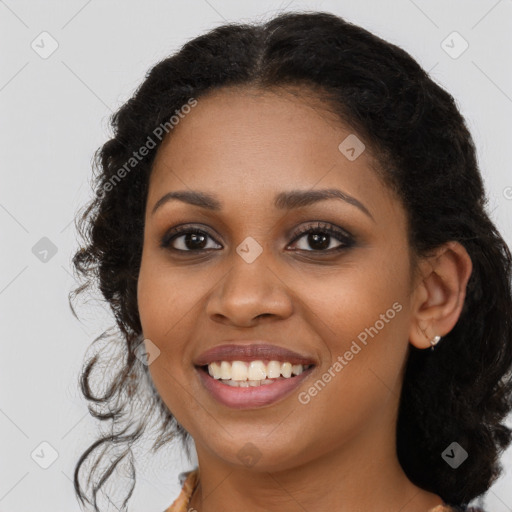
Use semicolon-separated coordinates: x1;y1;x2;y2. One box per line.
137;86;473;512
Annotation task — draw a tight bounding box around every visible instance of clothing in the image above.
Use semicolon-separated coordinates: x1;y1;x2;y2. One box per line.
163;468;485;512
163;468;199;512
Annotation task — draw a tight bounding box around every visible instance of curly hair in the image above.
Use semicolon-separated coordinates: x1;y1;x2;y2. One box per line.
69;10;512;511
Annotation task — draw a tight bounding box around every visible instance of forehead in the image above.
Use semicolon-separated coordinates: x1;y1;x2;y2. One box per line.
148;86;397;218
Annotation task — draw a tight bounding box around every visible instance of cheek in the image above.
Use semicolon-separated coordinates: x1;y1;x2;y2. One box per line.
137;252;202;341
136;257;193;404
136;251;221;398
296;246;411;393
137;260;200;423
302;257;409;342
293;267;410;444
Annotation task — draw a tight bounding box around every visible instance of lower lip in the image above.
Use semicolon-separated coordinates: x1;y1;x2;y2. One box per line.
195;366;315;409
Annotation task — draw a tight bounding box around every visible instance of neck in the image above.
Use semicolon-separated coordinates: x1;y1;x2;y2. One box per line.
187;410;444;512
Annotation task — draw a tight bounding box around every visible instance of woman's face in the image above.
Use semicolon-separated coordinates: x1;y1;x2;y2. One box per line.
137;86;419;471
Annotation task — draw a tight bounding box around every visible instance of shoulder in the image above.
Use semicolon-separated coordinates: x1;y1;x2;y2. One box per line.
163;468;199;512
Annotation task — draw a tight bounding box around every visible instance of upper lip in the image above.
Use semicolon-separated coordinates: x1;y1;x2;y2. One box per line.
193;342;317;366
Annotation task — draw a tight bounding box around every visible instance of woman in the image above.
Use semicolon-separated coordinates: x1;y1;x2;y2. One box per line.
70;11;512;512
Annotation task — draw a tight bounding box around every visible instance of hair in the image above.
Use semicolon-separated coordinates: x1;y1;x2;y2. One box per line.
69;10;512;511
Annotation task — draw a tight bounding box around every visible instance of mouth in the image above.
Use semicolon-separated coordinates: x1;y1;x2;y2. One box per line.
194;360;316;409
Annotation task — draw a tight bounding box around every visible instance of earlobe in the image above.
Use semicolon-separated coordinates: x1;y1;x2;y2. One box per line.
409;241;473;350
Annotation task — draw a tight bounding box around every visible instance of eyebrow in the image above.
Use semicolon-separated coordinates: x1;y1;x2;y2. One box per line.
151;188;374;221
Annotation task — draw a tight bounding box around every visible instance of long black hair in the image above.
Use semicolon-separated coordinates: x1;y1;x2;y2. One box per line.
70;11;512;511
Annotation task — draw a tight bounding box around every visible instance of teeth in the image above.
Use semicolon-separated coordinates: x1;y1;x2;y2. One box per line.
208;362;221;378
267;360;281;379
206;360;312;383
231;361;248;381
248;361;267;380
281;362;292;378
220;361;231;379
292;364;303;375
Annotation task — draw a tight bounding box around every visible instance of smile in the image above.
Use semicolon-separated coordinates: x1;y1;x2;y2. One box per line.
195;360;316;409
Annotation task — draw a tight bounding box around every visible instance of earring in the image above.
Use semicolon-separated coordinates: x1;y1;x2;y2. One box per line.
430;335;441;350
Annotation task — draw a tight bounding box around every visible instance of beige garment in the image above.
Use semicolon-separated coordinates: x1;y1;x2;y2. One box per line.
164;468;199;512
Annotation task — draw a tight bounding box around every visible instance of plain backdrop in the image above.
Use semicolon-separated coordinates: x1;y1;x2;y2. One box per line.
1;0;511;511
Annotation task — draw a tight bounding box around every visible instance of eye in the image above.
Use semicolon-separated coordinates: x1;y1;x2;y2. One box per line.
160;225;221;252
160;221;354;254
288;222;354;253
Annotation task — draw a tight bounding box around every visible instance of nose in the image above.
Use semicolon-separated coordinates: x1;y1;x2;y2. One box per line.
205;256;294;328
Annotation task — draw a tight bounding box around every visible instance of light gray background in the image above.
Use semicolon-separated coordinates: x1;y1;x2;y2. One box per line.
1;0;511;511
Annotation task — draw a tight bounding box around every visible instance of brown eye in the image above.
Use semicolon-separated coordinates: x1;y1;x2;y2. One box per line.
161;225;221;252
160;221;355;255
288;222;354;252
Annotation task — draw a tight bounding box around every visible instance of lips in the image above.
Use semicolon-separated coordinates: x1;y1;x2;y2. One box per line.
193;342;318;366
196;364;315;409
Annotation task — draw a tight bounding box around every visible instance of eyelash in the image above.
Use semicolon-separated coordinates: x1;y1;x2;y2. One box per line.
160;222;355;255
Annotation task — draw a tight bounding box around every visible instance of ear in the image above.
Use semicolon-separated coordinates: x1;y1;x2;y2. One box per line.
409;241;473;350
